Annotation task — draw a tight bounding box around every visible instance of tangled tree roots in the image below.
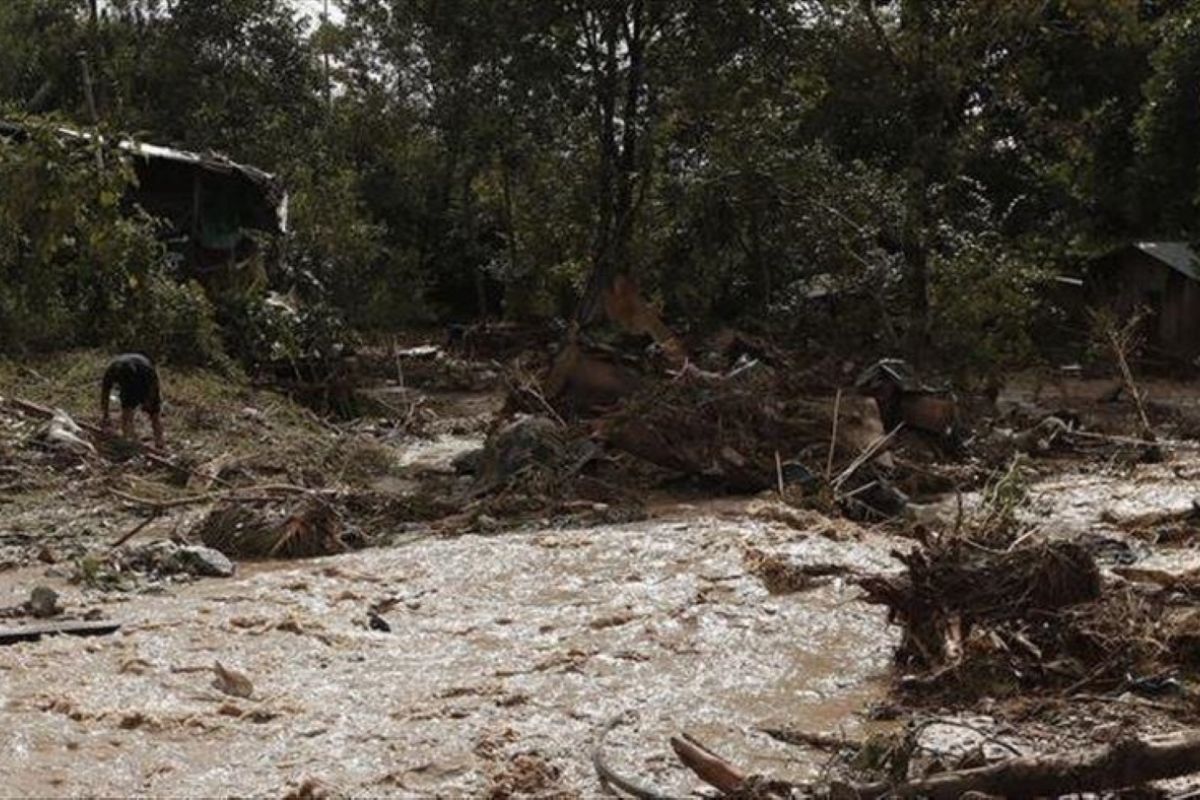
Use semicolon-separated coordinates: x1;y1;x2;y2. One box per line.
194;498;349;559
860;540;1109;694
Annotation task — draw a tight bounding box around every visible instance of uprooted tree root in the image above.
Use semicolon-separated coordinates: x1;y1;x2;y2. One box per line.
193;498;355;559
858;538;1200;698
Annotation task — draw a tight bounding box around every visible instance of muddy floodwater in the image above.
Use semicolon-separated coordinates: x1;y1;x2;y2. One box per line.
0;512;897;798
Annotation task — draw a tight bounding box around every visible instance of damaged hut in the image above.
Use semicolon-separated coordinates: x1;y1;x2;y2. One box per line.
0;120;287;296
1086;241;1200;362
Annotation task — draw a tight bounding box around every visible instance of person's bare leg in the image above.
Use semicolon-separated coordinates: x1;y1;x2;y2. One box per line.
149;411;165;450
121;408;136;442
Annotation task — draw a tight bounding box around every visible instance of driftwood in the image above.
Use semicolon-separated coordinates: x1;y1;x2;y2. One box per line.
855;731;1200;799
757;727;862;751
669;734;746;794
0;620;121;645
858;540;1101;670
108;514;158;548
669;730;1200;800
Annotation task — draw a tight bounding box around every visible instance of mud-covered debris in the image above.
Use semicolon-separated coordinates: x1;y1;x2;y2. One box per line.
599;365;889;493
486;752;578;800
744;546;857;594
194;498;349;559
212;661;254;698
472;415;597;496
281;777;332;800
26;586;62;618
860;540;1101;672
856;358;960;439
853;538;1200;697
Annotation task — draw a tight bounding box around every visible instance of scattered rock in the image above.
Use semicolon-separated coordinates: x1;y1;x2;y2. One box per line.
173;545;235;578
26;585;62;618
368;611;391;632
118;540;236;578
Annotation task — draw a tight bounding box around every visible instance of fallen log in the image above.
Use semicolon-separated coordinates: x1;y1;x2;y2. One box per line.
856;731;1200;799
669;730;1200;799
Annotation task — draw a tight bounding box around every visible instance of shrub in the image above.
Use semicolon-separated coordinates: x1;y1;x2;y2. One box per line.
112;273;228;368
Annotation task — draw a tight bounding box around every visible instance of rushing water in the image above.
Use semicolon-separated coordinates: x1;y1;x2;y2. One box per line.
0;513;897;798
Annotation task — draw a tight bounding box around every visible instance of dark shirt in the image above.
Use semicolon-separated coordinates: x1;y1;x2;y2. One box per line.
102;353;161;413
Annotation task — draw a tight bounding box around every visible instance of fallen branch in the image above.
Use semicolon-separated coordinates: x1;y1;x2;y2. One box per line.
833;423;902;492
669;733;745;794
757;726;862;751
109;514;159;548
110;484;335;510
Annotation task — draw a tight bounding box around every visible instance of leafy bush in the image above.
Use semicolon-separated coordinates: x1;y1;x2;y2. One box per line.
0;118;234;368
112;273;228;368
218;290;356;367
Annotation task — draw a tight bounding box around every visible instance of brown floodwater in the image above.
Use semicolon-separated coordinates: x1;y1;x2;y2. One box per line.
0;512;899;798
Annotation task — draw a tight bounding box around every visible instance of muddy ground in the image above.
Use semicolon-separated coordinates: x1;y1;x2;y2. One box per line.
3;348;1200;797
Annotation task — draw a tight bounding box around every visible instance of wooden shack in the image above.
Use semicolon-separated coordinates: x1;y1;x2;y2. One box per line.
1086;242;1200;361
0;120;286;296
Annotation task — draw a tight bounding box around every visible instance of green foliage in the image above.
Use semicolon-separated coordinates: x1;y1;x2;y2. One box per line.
113;274;227;368
217;290;355;367
0;0;1197;379
0;120;159;351
926;181;1052;382
0;119;228;366
1134;1;1200;233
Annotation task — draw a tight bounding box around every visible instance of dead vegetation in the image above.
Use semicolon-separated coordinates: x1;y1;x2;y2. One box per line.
193;498;352;559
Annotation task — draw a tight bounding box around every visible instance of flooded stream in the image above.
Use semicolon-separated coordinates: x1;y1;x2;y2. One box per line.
7;371;1200;797
0;513;896;798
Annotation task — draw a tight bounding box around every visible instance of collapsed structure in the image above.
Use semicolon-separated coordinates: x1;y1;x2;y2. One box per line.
0;120;287;293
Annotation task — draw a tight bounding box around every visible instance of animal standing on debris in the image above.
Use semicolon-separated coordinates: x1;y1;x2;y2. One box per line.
100;353;165;449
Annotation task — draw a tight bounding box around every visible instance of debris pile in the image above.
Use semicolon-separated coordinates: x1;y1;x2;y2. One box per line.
193;497;352;559
448;414;643;530
857;537;1200;699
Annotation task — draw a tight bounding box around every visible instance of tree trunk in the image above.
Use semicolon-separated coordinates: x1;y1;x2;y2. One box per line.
859;731;1200;799
576;1;647;327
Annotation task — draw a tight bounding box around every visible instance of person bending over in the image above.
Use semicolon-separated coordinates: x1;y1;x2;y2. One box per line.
100;353;165;449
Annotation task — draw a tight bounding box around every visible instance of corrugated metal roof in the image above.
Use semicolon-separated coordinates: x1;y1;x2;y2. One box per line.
1132;241;1200;283
0;120;287;234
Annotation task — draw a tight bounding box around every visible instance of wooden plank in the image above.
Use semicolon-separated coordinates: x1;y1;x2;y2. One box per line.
0;620;121;645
